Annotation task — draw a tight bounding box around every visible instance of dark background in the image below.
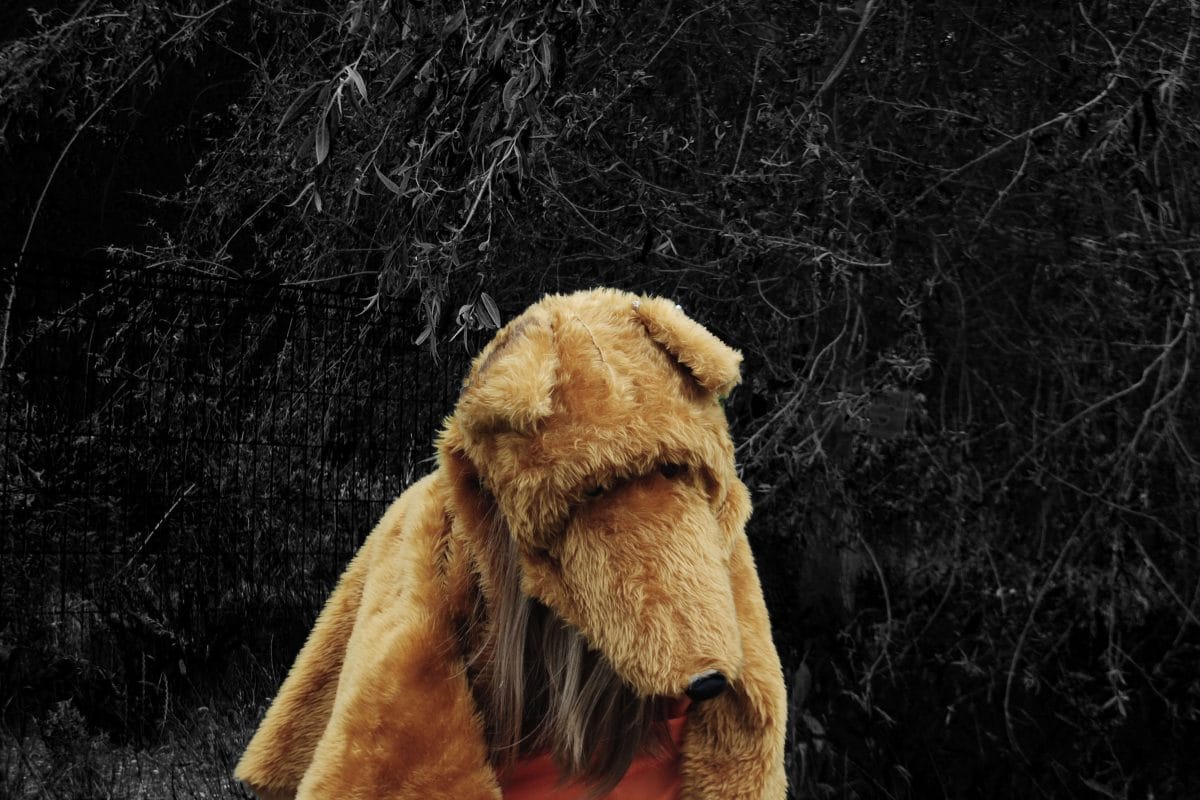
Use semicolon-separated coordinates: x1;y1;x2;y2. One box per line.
2;1;1198;797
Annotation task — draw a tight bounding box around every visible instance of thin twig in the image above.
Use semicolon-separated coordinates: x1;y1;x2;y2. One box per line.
730;47;764;178
976;136;1034;234
805;0;884;114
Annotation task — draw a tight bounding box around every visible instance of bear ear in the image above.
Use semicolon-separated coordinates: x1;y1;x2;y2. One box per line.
456;315;559;434
633;297;742;397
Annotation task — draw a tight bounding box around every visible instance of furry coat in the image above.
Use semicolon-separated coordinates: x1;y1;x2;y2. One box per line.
235;288;787;799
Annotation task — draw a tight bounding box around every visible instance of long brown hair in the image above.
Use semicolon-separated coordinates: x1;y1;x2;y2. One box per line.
464;513;672;796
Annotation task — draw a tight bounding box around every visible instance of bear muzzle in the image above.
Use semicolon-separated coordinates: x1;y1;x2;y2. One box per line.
685;669;729;702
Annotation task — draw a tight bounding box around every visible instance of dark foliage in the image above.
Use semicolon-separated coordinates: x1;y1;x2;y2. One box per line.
2;1;1198;797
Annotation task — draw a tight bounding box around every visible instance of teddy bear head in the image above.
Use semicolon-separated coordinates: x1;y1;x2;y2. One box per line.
439;288;751;701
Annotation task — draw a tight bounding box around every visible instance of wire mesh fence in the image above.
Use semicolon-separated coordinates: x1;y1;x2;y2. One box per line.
0;258;466;737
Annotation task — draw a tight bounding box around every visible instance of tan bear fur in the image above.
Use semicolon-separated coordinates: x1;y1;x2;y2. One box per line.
235;288;787;799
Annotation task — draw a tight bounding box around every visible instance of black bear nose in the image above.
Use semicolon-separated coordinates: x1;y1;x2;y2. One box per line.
685;670;728;701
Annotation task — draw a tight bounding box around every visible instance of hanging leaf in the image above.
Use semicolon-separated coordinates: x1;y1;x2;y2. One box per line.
417;59;437;84
502;73;523;112
489;28;509;62
790;662;813;708
525;62;541;96
403;5;413;38
276;81;324;133
478;292;501;328
345;66;367;102
312;188;324;213
346;0;365;34
327;103;340;142
314;115;330;165
314;81;333;114
467;100;492;145
374;165;402;195
383;53;423;97
440;8;466;39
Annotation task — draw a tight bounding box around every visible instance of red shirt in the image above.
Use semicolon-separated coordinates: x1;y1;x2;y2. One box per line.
501;701;689;799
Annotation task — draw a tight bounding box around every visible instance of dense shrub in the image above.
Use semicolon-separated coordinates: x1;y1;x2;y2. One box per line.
2;1;1198;796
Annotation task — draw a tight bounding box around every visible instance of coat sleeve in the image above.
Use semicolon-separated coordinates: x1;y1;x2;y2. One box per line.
233;497;395;799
